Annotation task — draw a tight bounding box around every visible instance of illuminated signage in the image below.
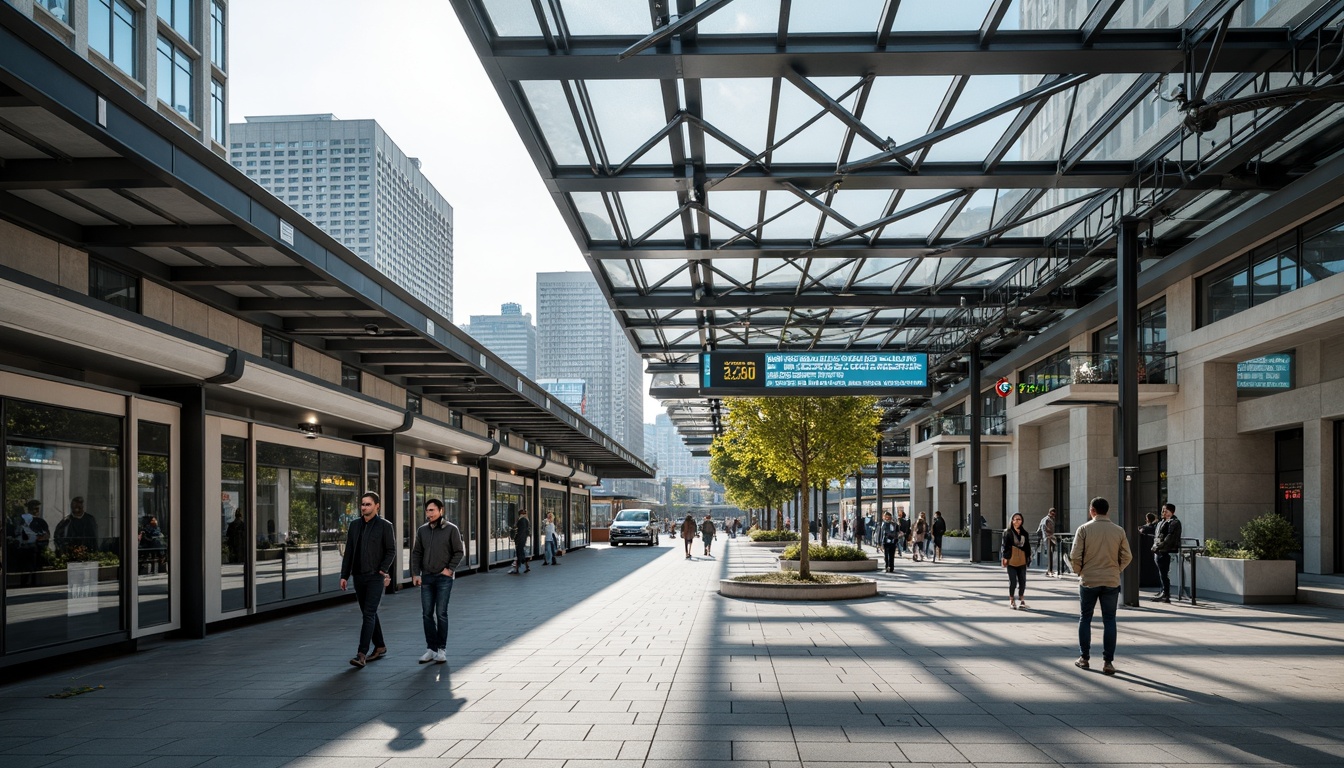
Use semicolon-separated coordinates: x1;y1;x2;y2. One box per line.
1237;353;1293;391
700;352;929;395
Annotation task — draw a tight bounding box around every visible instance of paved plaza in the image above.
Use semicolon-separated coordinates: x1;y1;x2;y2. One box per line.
2;537;1343;768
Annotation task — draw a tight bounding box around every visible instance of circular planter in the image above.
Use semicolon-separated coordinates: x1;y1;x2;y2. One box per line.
720;577;877;601
779;558;878;572
747;539;795;549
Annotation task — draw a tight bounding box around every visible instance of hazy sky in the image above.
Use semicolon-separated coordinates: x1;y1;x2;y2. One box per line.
227;0;660;422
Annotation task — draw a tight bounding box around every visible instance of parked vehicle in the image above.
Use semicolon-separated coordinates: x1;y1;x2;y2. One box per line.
609;508;659;546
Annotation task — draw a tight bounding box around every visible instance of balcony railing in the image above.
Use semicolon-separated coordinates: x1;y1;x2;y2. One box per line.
1023;352;1178;397
919;413;1009;440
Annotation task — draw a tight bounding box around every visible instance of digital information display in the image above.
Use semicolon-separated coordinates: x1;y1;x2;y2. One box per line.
700;352;930;396
1236;353;1293;391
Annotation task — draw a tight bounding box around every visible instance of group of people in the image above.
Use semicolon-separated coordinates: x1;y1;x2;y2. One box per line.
679;513;719;558
338;491;564;670
875;510;947;572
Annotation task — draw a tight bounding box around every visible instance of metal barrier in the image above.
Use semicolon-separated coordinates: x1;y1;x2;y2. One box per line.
1176;537;1202;605
1053;533;1074;577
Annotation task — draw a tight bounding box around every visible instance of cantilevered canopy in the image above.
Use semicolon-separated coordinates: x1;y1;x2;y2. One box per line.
451;0;1344;441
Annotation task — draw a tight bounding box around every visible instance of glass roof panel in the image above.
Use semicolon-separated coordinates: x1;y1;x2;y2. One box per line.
520;81;587;166
878;189;962;238
1265;103;1344;161
771;77;863;164
892;0;994;31
1066;73;1143;161
923;112;1021;163
788;0;885;34
1107;0;1188;30
863;77;955;154
633;329;661;345
710;259;756;286
636;259;690;289
803;258;858;289
1000;0;1092;31
560;0;651;35
617;191;684;241
482;0;542;37
823;190;895;236
570;192;616;240
762;190;824;239
695;0;781;34
705;190;762;242
951;258;1017;287
582;80;671;167
999;189;1096;239
1010;87;1085;164
942;188;997;239
753;259;805;290
898;258;941;289
601;260;637;289
852;257;909;287
700;79;773;165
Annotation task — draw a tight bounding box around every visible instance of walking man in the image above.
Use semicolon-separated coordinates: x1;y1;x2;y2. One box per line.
1069;497;1132;675
931;510;946;562
411;498;464;665
508;510;531;574
1038;507;1057;575
1151;503;1182;602
681;513;697;559
340;492;396;668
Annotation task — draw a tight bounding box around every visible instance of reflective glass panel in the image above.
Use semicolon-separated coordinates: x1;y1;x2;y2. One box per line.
561;0;651;35
220;436;247;613
483;0;543;37
891;0;993;31
790;0;885;33
521;81;589;166
137;421;171;629
583;80;671;167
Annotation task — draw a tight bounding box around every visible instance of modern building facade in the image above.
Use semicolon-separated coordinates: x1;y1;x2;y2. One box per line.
538;378;586;414
646;413;709;481
464;302;536;379
9;0;229;151
229;114;454;320
0;8;650;669
537;271;644;457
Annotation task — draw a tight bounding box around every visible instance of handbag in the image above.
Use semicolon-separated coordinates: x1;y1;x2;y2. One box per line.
1008;545;1027;568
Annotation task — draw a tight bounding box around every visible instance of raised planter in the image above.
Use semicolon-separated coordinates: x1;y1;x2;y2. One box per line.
779;558;878;572
1189;556;1297;604
748;539;793;549
939;537;971;559
720;578;877;600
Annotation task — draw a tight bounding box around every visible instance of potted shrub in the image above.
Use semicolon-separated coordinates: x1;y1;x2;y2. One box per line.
1193;513;1298;604
747;528;800;548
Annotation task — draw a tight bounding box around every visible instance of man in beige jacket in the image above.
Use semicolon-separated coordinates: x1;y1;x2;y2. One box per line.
1069;497;1132;675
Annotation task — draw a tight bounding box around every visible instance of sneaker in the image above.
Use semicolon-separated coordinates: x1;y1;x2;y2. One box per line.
1074;656;1089;670
350;653;367;668
418;650;436;664
507;569;518;574
366;647;387;662
1149;593;1167;602
1103;661;1116;675
1009;599;1017;609
524;567;530;573
1018;600;1029;610
433;650;447;664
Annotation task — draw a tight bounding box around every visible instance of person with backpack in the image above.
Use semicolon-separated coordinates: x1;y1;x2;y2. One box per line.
911;512;929;562
700;514;717;557
680;513;697;559
931;510;947;562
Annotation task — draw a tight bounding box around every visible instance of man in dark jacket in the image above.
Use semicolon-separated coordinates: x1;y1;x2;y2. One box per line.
1151;503;1183;603
411;498;465;664
508;510;531;574
931;511;947;563
340;492;396;668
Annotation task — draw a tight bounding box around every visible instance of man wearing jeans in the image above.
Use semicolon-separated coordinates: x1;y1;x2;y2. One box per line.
1069;497;1132;676
340;492;396;668
411;499;465;665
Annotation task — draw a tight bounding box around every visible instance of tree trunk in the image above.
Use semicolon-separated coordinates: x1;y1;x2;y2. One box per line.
799;461;811;580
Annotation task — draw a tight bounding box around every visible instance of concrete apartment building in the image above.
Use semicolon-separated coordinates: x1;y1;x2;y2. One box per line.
229;114;454;320
464;302;536;379
10;0;229;151
537;271;643;458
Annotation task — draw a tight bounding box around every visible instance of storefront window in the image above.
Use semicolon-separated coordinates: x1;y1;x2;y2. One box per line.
4;401;123;653
137;421;171;628
541;488;564;549
570;493;590;548
491;479;525;565
255;443;358;604
220;435;248;613
414;467;472;570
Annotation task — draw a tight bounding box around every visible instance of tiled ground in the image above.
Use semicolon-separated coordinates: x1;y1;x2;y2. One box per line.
2;537;1342;767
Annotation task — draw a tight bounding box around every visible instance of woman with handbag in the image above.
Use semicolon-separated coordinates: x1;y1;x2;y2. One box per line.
1000;512;1032;609
911;512;928;562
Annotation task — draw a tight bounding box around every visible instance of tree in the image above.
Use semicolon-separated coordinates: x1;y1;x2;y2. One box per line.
722;396;880;578
710;430;792;527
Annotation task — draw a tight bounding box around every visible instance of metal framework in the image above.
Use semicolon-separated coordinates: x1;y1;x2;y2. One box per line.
452;0;1344;443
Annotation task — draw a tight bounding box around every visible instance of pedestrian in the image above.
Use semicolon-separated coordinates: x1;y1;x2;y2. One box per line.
508;510;531;574
1038;507;1057;575
1151;503;1182;603
911;512;928;562
895;510;912;557
879;511;898;572
681;513;696;559
411;498;464;665
542;511;560;565
700;514;717;556
1069;497;1133;675
339;492;396;668
931;510;946;562
1000;512;1032;609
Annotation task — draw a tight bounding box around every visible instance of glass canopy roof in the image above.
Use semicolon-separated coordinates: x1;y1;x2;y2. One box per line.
452;0;1344;442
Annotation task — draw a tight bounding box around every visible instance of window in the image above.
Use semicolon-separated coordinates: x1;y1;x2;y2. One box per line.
407;392;422;414
341;364;361;392
210;0;225;69
89;0;137;76
1016;348;1071;403
159;0;194;42
39;0;70;24
1094;299;1168;382
89;259;139;312
211;79;225;145
157;36;195;121
137;420;172;628
261;333;292;367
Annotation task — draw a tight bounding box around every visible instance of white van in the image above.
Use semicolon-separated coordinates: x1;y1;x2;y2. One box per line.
609;508;659;546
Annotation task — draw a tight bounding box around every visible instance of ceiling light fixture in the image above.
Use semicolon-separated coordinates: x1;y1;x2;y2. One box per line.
297;421;322;439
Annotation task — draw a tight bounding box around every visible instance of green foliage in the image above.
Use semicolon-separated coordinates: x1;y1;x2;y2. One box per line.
1239;512;1297;560
748;528;800;542
721;396;881;577
41;547;121;569
729;572;865;584
710;432;793;513
1203;539;1252;559
778;543;868;561
944;528;970;538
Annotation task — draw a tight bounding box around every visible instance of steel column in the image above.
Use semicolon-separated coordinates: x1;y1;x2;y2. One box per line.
1118;217;1141;607
969;347;983;563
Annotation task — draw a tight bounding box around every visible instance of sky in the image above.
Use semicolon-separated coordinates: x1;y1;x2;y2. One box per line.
226;0;661;422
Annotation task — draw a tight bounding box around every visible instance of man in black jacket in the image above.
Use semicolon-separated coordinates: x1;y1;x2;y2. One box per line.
1151;503;1183;603
508;510;531;574
340;492;396;668
411;499;465;665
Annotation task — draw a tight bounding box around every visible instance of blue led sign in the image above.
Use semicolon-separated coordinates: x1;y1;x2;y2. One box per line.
701;352;930;395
